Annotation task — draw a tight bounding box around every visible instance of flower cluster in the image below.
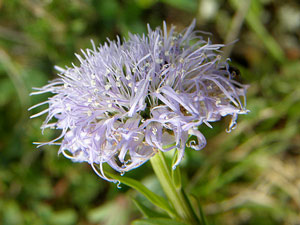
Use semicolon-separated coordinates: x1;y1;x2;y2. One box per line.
30;20;248;181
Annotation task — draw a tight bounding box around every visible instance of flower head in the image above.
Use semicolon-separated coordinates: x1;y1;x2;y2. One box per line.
30;20;248;181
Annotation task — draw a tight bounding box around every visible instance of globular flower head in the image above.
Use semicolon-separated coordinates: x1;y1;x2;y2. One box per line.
30;20;248;182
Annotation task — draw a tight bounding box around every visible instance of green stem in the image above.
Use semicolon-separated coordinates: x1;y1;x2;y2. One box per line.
150;151;200;225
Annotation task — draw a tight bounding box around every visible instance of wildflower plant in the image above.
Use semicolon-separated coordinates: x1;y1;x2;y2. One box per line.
30;20;248;224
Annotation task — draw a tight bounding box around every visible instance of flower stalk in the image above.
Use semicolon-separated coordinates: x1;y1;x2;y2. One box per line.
150;151;200;225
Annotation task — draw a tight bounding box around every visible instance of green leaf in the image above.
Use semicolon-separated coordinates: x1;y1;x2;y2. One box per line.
106;172;176;218
150;152;200;224
135;0;157;8
50;209;78;225
160;0;197;13
230;0;285;62
198;204;207;225
88;202;114;223
0;78;14;107
87;199;130;225
190;195;208;225
132;218;190;225
132;198;169;218
171;151;182;190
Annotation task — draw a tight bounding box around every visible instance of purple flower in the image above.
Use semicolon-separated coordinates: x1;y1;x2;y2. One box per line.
30;20;248;182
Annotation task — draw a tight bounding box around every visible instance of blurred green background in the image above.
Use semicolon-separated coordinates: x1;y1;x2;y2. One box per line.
0;0;299;224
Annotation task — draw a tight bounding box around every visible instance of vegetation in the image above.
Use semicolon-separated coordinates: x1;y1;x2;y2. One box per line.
0;0;299;224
